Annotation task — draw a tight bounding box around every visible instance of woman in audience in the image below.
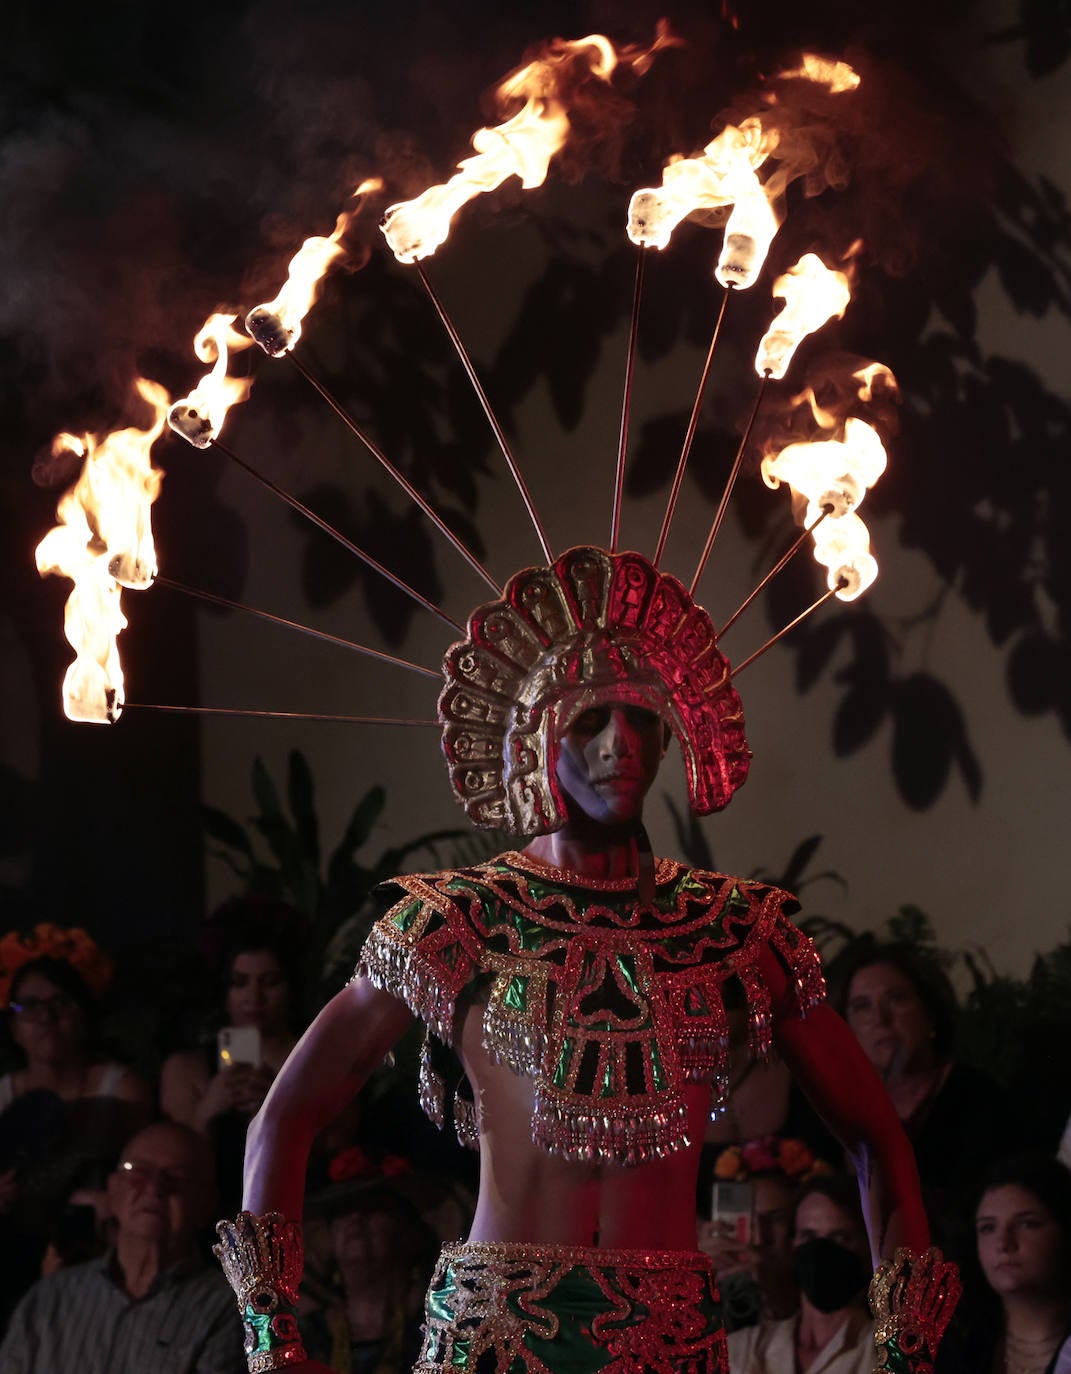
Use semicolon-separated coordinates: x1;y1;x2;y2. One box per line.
939;1154;1071;1373
834;942;1017;1227
161;900;302;1211
0;929;151;1317
727;1173;874;1372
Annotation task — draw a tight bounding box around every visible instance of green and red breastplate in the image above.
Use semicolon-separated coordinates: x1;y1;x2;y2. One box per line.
356;851;824;1166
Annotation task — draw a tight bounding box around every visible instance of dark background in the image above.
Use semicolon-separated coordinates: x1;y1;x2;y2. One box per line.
2;0;1069;953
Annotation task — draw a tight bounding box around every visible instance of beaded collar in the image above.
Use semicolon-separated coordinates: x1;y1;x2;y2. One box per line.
357;854;824;1166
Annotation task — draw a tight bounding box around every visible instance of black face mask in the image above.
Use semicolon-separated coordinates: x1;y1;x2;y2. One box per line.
792;1237;871;1314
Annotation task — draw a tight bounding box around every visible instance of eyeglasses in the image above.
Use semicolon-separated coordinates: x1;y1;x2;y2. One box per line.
8;993;76;1021
116;1160;196;1196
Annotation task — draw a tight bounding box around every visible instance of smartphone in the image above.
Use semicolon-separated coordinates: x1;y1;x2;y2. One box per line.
217;1026;261;1070
712;1180;753;1245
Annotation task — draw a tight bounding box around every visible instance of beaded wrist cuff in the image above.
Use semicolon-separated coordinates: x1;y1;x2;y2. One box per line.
869;1246;962;1372
214;1211;308;1372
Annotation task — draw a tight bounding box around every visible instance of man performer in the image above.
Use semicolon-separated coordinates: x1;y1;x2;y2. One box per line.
214;547;958;1373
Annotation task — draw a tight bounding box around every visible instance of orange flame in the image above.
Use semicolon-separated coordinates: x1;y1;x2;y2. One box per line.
761;415;888;600
755;253;851;379
382;35;666;263
777;54;860;94
168;313;254;448
627;119;772;249
627;118;781;287
246;178;384;355
35;379;171;722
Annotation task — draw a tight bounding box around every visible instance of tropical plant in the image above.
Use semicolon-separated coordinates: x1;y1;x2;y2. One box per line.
201;749;469;1005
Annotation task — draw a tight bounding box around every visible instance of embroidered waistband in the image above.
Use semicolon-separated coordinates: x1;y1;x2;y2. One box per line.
418;1238;726;1373
438;1239;714;1271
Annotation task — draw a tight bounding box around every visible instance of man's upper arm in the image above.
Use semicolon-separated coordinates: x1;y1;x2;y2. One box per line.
258;976;414;1133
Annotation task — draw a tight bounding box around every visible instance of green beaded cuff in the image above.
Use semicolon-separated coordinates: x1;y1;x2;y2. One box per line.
214;1211;309;1373
241;1301;306;1372
869;1246;962;1371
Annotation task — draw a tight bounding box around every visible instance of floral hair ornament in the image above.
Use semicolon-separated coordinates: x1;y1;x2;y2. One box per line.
0;923;113;1006
713;1134;833;1184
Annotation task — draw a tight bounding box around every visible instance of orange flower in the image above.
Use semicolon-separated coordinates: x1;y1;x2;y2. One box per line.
714;1146;743;1180
0;924;112;1003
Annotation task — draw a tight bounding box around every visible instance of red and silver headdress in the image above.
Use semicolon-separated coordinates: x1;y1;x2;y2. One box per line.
440;546;750;834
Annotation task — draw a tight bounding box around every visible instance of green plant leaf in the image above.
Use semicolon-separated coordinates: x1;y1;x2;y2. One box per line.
206;846;253;884
328;786;387;881
287;750;320;869
886;904;936;947
200;804;254;857
252;756;286;832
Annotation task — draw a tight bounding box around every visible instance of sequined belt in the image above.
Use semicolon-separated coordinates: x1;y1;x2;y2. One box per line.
417;1239;726;1373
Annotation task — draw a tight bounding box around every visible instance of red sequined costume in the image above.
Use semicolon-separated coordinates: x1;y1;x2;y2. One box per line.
357;851;826;1372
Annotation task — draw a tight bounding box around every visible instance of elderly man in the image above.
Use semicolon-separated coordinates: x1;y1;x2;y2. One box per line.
0;1120;244;1373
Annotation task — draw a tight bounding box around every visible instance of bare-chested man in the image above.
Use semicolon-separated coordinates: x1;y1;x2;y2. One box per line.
214;547;957;1374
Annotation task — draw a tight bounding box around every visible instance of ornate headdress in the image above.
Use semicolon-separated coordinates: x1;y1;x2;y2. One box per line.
441;546;750;834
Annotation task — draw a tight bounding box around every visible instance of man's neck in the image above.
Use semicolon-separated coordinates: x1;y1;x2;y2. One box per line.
796;1298;855;1357
114;1232;196;1301
524;826;641;881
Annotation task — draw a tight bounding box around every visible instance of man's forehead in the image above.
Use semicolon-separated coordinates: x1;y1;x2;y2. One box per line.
120;1126;207;1172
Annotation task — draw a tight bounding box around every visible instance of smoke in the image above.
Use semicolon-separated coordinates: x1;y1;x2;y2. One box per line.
3;1;1001;464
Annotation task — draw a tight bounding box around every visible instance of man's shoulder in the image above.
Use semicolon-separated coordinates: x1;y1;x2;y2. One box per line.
20;1255;111;1303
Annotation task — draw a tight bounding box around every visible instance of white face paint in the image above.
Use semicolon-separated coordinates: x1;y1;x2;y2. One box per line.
555;703;667;827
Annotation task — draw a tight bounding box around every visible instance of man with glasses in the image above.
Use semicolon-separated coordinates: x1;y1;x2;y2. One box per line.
0;1121;244;1372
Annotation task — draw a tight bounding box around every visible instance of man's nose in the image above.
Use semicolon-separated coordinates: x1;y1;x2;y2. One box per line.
599;709;637;756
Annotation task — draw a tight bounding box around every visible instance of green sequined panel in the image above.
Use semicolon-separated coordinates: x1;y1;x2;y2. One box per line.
417;1241;727;1374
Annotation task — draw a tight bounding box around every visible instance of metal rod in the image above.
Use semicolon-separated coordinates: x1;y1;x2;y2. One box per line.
611;244;647;552
729;579;847;679
415;261;553;566
154;575;440;679
124;703;440;725
287;352;501;595
689;371;771;596
716;505;834;640
209;437;463;633
653;284;731;567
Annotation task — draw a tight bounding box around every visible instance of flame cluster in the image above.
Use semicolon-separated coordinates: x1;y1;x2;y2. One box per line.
35;28;894;726
627;53;859;292
381;33;672;265
761;364;897;600
755;253;852;379
35;380;171;721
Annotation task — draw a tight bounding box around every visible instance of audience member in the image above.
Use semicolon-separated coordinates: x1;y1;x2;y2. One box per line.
0;930;152;1318
698;1136;830;1330
161;902;301;1211
834;943;1018;1229
938;1154;1071;1373
0;1120;245;1372
727;1173;874;1373
304;1168;443;1374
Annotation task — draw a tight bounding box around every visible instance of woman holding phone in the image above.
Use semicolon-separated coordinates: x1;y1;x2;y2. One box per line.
161;902;301;1210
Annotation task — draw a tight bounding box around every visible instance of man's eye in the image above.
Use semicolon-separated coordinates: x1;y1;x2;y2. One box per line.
625;707;659;730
